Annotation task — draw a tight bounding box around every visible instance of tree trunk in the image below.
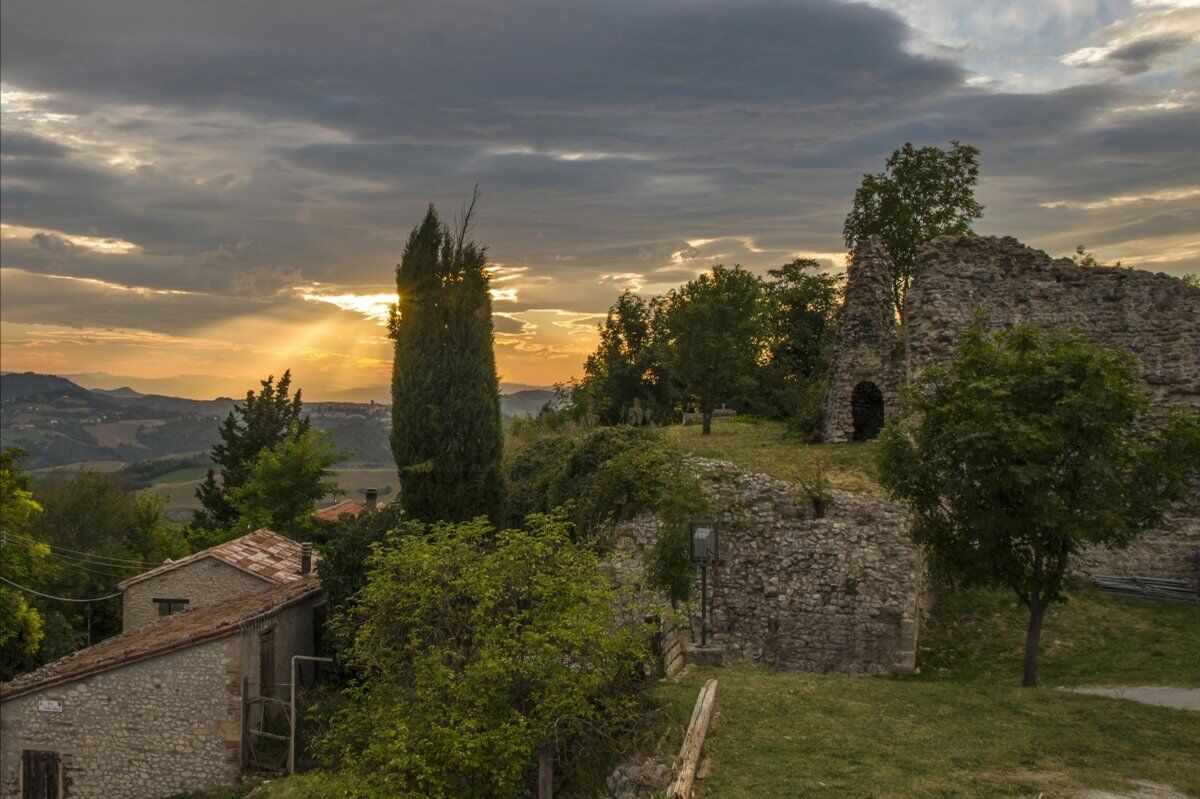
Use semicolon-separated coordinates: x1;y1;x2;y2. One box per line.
538;745;553;799
1022;597;1047;688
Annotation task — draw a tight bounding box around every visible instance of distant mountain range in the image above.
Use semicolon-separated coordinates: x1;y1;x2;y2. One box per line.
62;371;552;404
1;372;555;470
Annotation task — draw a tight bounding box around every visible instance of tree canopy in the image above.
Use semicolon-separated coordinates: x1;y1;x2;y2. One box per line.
843;141;982;320
229;428;348;537
391;202;505;523
316;514;650;798
195;370;310;533
574;291;674;425
0;448;48;679
879;325;1200;686
657;264;768;434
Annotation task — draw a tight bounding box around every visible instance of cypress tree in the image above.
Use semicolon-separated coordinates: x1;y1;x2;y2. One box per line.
391;201;504;522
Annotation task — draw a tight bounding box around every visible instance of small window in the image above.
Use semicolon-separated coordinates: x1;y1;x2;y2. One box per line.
259;629;276;698
154;598;190;617
22;749;60;799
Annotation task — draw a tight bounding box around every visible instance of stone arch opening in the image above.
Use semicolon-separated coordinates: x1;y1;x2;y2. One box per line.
851;380;885;441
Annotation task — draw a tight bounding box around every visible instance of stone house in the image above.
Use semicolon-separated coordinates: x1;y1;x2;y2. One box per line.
118;528;315;632
1;534;324;799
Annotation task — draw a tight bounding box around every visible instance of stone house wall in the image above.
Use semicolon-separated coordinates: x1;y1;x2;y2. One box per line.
1;593;323;799
123;558;273;631
238;595;322;700
0;637;242;799
612;458;922;675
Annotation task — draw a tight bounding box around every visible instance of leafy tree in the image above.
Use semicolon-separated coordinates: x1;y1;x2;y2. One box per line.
28;472;188;657
195;371;309;531
879;325;1200;687
229;428;348;537
0;448;50;679
1072;244;1123;269
752;258;843;430
391;202;505;523
843;141;983;320
317;515;650;798
658;264;768;434
575;291;674;425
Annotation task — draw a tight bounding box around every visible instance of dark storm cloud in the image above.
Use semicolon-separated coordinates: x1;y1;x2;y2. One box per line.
1093;34;1194;76
1;0;1197;360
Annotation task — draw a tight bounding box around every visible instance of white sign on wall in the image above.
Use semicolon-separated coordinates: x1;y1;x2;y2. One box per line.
36;699;63;713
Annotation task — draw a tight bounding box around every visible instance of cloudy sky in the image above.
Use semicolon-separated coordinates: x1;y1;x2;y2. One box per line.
2;0;1197;398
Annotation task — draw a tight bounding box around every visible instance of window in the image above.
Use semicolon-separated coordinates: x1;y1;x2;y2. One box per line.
22;750;60;799
259;629;276;698
153;598;190;617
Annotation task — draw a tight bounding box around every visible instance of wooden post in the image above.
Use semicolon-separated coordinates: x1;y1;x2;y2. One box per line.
538;744;553;799
667;679;718;799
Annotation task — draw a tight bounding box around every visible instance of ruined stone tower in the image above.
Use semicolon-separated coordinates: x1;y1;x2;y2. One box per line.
821;233;1200;582
821;237;903;443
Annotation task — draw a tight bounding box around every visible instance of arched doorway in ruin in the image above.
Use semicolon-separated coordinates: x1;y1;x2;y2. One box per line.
851;380;885;441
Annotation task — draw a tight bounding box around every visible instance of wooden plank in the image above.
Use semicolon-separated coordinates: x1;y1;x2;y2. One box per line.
668;679;718;799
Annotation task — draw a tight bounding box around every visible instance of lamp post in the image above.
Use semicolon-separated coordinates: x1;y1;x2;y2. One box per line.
689;519;718;647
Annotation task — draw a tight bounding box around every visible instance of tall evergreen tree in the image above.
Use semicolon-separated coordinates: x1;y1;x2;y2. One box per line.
391;200;504;522
194;371;309;532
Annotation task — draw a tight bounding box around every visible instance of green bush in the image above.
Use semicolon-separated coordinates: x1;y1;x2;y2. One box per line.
315;515;651;799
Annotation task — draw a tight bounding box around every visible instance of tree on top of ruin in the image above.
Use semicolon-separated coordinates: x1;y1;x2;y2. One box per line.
843;141;983;322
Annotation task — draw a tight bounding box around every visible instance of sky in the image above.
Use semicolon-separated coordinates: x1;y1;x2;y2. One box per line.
1;0;1197;399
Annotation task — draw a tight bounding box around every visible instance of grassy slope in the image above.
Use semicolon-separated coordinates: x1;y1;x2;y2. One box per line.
665;416;883;493
654;585;1200;799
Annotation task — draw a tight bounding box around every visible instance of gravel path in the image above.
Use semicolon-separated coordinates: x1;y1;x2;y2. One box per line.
1062;685;1200;711
1077;779;1192;799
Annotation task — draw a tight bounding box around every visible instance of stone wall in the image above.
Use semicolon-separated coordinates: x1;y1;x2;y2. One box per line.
123;557;273;631
905;235;1200;413
822;238;904;443
238;594;322;699
823;234;1200;579
0;637;242;799
612;458;922;675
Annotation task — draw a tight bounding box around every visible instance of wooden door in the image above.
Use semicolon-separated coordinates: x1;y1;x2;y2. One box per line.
21;750;59;799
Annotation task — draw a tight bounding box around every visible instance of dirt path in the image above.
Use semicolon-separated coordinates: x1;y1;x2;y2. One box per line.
1062;686;1200;712
1077;779;1193;799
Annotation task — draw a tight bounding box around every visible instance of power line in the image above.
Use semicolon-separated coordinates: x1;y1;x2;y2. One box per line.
3;532;159;568
0;575;121;603
4;527;159;566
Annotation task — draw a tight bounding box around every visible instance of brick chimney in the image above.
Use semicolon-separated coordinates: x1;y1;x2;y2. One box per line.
364;488;378;511
300;542;313;575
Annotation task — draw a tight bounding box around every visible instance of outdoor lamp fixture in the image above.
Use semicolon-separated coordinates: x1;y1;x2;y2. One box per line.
689;519;718;647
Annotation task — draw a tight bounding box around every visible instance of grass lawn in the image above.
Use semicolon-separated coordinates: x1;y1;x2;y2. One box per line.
650;584;1200;798
919;583;1200;688
664;416;883;494
656;664;1200;799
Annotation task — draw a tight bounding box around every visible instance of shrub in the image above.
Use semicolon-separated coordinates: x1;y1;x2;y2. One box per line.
316;515;651;799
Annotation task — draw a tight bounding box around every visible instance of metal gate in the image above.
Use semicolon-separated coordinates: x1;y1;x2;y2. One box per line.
242;681;291;774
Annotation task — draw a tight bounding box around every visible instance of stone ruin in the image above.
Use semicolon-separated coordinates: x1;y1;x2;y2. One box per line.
822;234;1200;580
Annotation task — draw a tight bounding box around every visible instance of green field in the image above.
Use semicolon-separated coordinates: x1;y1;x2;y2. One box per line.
149;466;398;512
665;416;883;493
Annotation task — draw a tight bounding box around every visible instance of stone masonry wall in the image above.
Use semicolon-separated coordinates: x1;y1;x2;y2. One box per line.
905;235;1200;412
0;636;242;799
822;238;905;443
612;458;922;675
123;558;274;631
824;234;1199;580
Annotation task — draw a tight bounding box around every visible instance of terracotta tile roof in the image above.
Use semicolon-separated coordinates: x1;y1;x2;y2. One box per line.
312;499;366;522
1;576;321;700
117;528;313;590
